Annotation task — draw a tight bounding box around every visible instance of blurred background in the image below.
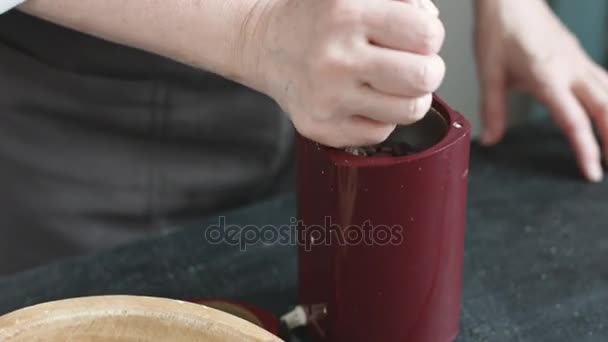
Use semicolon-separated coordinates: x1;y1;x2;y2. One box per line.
435;0;608;138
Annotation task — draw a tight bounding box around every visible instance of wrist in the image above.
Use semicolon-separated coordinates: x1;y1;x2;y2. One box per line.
231;0;277;96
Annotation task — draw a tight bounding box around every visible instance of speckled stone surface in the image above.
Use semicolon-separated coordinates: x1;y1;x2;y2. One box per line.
0;118;607;341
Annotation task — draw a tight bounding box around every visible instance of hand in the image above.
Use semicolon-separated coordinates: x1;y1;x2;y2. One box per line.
475;0;608;182
242;0;445;148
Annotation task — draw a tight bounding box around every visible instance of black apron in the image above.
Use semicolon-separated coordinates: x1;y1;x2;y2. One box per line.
0;10;295;275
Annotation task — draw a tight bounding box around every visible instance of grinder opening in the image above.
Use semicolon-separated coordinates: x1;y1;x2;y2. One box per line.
345;106;449;157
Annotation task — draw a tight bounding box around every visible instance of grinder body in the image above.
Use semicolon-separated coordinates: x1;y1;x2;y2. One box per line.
296;96;471;342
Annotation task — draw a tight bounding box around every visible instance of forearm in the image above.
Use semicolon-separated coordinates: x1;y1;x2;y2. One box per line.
18;0;269;90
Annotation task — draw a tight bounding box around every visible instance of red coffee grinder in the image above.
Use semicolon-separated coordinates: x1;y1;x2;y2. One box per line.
290;96;471;341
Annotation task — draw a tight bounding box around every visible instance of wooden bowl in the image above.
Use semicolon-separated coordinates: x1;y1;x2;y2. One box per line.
0;295;284;341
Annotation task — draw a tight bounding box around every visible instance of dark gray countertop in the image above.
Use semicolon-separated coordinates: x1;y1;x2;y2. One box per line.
0;119;607;341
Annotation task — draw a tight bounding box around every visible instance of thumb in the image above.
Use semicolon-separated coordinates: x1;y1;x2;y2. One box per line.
480;75;508;146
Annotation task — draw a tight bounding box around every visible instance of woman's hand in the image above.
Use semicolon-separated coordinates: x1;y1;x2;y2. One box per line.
246;0;446;148
475;0;608;182
20;0;445;149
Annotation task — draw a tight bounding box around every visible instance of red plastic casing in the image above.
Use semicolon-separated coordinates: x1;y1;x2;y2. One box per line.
296;96;471;342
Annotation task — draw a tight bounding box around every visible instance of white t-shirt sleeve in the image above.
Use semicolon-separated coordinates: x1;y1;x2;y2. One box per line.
0;0;26;14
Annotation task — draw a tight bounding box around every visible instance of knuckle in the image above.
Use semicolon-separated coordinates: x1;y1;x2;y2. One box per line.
305;58;350;117
530;62;552;81
528;67;557;99
313;50;337;74
529;56;566;88
416;56;445;92
363;125;395;145
418;18;445;54
406;99;421;122
372;10;400;41
404;96;432;123
327;0;365;29
313;45;357;78
557;116;584;134
377;125;397;142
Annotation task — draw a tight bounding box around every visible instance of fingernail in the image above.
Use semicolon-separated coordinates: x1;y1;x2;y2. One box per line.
587;163;603;183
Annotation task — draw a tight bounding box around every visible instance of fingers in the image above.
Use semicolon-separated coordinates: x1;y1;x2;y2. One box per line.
305;116;397;148
400;0;439;16
346;87;432;125
540;85;603;182
360;48;445;97
475;24;507;146
364;1;445;54
480;74;508;146
574;75;608;163
340;115;398;147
